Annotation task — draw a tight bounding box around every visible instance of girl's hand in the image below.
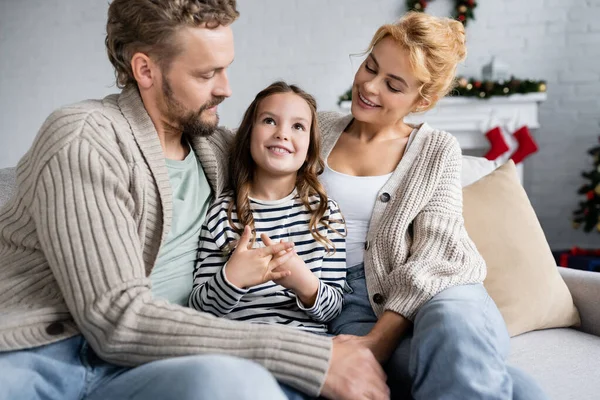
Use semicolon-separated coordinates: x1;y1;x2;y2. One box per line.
261;234;320;307
225;226;295;289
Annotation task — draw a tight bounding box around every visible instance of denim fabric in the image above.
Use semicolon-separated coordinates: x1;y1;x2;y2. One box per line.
329;263;549;400
0;335;290;400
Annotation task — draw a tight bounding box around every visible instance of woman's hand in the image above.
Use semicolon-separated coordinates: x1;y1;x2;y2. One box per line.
261;234;320;307
224;226;295;289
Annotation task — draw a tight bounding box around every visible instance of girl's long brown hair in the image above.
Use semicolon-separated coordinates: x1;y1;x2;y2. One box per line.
227;81;344;253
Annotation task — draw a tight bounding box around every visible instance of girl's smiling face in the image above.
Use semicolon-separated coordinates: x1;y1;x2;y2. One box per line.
250;92;312;180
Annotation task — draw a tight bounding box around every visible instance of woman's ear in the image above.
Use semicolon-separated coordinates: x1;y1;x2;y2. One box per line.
413;95;438;113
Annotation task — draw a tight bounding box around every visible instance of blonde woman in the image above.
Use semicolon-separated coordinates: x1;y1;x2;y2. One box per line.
319;12;548;399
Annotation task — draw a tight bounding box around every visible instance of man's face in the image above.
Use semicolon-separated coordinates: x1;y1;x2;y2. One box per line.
158;24;234;137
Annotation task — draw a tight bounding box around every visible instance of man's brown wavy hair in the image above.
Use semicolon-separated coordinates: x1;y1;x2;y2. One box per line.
228;81;344;254
106;0;239;88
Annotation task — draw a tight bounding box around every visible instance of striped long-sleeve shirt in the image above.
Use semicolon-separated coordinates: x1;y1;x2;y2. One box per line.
189;190;346;334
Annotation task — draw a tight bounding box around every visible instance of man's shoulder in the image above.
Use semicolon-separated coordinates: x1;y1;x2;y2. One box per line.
210;126;235;147
24;93;132;176
38;93;124;147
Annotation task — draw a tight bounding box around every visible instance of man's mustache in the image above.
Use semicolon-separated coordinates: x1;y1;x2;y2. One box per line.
200;97;225;112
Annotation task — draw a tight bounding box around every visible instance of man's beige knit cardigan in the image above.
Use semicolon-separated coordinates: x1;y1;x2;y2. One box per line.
0;87;332;396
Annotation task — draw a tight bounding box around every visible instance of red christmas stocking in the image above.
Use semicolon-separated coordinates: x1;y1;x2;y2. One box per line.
484;126;510;160
510;125;538;164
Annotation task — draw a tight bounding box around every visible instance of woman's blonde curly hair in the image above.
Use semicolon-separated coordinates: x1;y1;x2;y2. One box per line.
368;12;467;111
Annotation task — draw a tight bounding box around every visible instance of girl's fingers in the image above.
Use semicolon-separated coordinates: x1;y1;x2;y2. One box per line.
260;233;273;246
268;249;294;268
236;226;251;252
270;270;291;281
276;249;287;257
261;241;294;257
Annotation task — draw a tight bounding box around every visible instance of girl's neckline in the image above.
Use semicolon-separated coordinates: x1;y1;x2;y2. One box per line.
248;188;298;205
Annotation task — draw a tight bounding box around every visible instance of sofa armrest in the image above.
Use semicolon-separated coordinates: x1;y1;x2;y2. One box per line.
559;267;600;337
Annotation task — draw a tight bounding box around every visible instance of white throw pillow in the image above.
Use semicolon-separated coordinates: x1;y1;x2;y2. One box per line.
461;156;501;187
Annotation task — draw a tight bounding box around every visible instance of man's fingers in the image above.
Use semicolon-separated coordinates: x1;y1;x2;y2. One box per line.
368;375;391;400
236;225;251;251
368;355;388;384
366;383;391;400
359;354;389;400
332;334;354;344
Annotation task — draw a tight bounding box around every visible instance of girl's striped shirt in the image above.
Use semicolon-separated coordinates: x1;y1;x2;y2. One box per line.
189;190;346;334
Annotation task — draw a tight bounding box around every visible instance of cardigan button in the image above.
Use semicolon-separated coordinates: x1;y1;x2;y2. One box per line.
45;322;65;336
372;293;385;305
364;241;370;250
380;192;391;203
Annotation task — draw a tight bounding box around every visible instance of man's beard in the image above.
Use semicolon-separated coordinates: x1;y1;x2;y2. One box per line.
162;78;225;138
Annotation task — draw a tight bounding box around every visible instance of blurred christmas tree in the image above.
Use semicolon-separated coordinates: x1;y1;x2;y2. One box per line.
573;136;600;233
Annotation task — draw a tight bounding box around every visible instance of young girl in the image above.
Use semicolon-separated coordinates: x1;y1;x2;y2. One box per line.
189;81;346;334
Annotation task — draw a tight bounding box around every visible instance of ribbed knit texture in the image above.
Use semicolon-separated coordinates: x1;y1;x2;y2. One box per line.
318;111;487;320
0;86;332;396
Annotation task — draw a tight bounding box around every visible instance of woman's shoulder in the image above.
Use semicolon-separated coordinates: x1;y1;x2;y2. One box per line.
317;111;351;136
418;123;462;160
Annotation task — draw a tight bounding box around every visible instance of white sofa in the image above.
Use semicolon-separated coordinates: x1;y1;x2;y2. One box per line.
1;162;600;399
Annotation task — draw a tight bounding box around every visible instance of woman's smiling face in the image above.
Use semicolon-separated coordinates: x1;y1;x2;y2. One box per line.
351;36;427;127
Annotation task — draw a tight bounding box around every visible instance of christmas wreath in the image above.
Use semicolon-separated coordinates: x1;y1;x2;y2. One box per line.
406;0;477;25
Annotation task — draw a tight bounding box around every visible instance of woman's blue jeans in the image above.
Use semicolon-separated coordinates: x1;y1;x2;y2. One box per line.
329;263;549;400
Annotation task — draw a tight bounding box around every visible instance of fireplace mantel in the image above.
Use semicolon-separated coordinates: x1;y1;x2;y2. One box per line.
340;93;547;182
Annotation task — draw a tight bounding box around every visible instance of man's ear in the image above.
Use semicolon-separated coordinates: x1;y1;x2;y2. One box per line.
131;53;156;90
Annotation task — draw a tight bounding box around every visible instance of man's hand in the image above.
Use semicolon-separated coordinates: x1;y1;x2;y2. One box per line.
333;334;388;364
321;339;390;400
225;226;295;289
334;311;412;364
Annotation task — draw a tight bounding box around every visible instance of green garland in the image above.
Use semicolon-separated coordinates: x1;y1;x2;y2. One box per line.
337;77;547;105
453;76;547;99
406;0;477;26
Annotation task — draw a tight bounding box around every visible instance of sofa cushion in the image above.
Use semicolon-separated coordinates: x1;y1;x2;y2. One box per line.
0;167;16;209
510;329;600;400
463;161;580;336
461;155;501;187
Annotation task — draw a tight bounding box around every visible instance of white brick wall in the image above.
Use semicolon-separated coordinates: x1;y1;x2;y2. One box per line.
1;0;599;248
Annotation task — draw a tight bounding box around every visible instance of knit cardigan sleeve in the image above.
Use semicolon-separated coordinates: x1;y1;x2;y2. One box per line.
29;128;332;397
383;137;487;320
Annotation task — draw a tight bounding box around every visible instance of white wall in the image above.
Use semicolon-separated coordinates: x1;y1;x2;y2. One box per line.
1;0;599;248
0;0;116;167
